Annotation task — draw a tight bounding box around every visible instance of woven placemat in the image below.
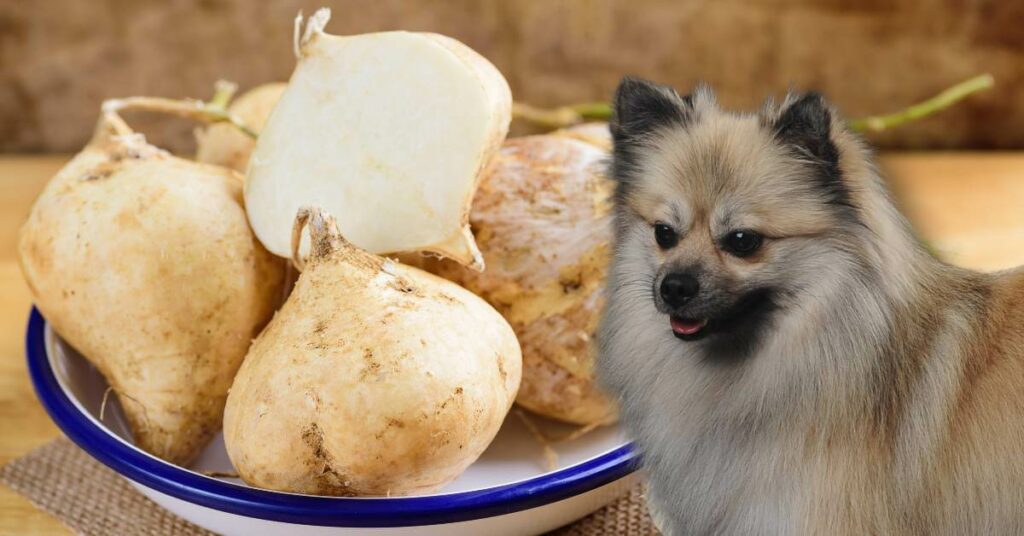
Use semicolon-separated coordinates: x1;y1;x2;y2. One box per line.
1;438;657;535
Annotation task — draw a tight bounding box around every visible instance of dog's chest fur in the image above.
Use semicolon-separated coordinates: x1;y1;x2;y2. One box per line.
636;388;886;535
639;384;810;534
621;333;892;535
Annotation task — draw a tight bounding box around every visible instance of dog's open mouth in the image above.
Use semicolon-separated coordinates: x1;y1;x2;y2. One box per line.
667;289;778;344
670;317;708;340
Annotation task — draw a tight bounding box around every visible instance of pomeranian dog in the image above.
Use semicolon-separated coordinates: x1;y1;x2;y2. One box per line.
596;77;1024;535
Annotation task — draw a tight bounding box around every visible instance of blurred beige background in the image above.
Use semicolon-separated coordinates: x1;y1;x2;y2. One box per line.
1;0;1022;153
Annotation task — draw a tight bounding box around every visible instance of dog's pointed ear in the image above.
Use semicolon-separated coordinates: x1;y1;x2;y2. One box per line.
772;92;839;168
772;92;849;206
610;76;693;143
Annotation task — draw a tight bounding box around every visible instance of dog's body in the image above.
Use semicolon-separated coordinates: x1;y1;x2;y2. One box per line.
596;78;1024;535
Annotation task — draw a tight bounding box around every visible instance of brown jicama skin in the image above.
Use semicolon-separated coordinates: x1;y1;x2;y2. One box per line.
434;132;618;425
223;208;521;496
195;82;286;173
18;116;285;465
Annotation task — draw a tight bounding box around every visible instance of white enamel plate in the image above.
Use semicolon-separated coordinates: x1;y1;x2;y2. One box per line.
25;309;639;535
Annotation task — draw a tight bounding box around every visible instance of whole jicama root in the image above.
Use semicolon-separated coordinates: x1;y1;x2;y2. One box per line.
224;208;521;496
195;82;286;173
434;132;618;425
19;112;285;465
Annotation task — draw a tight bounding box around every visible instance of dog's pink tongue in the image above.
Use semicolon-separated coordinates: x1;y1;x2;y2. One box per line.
671;317;708;335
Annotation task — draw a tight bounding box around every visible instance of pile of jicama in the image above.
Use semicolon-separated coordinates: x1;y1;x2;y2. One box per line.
19;7;989;495
18;9;615;496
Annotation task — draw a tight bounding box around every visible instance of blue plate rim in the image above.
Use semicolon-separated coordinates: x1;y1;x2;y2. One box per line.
25;307;639;528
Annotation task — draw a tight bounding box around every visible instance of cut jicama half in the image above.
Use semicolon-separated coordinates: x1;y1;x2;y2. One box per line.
244;9;512;270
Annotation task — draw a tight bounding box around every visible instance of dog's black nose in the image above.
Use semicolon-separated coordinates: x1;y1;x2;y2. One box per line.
660;273;699;307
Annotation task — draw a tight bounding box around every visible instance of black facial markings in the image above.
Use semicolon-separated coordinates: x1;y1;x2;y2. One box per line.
772;92;853;213
700;288;780;364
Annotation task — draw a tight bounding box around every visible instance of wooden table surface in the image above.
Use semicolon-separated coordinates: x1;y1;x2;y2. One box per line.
1;153;1023;534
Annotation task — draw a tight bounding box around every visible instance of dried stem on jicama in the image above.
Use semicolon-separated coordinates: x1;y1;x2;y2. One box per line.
513;73;995;132
102;80;258;139
195;83;287;173
846;74;994;132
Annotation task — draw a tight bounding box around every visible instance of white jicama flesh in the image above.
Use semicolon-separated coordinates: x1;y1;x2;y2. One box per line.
434;133;618;425
223;207;522;496
195;82;287;173
245;9;512;269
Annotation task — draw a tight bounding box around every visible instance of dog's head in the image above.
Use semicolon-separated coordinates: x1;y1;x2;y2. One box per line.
608;77;871;361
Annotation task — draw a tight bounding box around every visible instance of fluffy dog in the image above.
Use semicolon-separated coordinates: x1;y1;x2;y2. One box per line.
596;77;1024;535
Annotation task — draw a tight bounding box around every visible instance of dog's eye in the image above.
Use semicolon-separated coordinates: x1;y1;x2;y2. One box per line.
722;230;763;257
653;223;678;249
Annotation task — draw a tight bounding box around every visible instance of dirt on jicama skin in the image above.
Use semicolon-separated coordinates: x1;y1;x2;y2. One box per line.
487;243;608;327
301;422;358;496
